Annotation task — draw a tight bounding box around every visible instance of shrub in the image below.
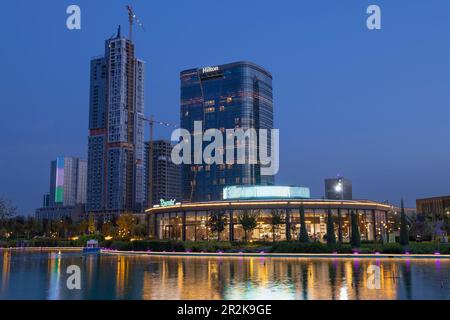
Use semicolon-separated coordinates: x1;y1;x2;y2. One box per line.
109;241;132;251
273;242;331;253
380;243;403;254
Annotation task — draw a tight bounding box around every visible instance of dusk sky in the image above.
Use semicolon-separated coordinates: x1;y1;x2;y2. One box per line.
1;0;450;214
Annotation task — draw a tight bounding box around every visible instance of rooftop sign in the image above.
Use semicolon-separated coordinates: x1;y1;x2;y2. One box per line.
201;66;219;73
223;186;310;200
160;199;176;207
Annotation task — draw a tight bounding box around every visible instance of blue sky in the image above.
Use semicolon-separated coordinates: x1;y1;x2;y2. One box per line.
1;0;450;214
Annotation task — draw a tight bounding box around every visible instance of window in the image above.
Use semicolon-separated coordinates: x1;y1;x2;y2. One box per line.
204;107;215;113
219;105;225;111
204;100;215;107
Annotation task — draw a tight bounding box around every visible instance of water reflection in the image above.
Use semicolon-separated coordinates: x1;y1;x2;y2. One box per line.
47;252;61;299
1;251;10;295
0;250;449;300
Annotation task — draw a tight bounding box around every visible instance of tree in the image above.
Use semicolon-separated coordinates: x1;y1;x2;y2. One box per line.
132;223;147;238
326;208;336;245
117;213;134;239
298;205;310;243
95;216;104;232
12;216;25;238
24;217;38;239
410;213;432;241
207;210;228;241
443;207;450;235
88;213;96;234
269;209;284;242
399;199;409;246
0;199;16;220
77;219;88;235
238;209;259;242
350;210;361;248
101;221;116;237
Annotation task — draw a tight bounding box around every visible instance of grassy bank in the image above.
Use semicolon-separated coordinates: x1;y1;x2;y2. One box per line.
1;238;449;255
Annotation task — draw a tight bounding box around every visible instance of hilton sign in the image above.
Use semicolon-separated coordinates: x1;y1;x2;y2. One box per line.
201;66;219;73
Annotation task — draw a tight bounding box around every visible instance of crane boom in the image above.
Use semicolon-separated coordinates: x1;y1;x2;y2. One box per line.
126;5;144;40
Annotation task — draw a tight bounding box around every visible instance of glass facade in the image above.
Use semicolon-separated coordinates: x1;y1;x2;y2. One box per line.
149;201;391;243
180;61;274;202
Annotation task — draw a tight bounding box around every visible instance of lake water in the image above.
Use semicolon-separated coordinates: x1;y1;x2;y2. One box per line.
1;249;449;300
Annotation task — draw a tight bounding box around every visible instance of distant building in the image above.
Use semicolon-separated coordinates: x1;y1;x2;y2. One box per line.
35;156;87;221
87;27;145;215
35;204;84;222
180;61;274;202
144;140;182;207
416;195;450;219
49;157;87;207
325;177;352;200
42;193;50;208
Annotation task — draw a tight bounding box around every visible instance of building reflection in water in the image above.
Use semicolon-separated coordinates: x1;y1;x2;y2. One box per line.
47;252;61;300
141;257;370;299
1;251;11;294
135;256;449;300
115;255;130;298
1;251;449;300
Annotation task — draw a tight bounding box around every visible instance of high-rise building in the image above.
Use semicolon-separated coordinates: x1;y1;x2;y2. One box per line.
180;61;274;202
144;140;182;207
87;27;145;215
49;157;87;207
35;156;86;221
325;176;353;200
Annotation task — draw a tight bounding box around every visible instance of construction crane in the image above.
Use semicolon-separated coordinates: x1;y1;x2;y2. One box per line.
126;5;145;40
140;115;177;208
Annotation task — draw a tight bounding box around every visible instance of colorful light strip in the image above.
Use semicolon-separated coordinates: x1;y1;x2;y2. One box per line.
54;157;64;203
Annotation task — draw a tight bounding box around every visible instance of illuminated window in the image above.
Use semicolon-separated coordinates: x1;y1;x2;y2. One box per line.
204;100;215;106
219;105;225;111
226;97;233;103
204;107;215;113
